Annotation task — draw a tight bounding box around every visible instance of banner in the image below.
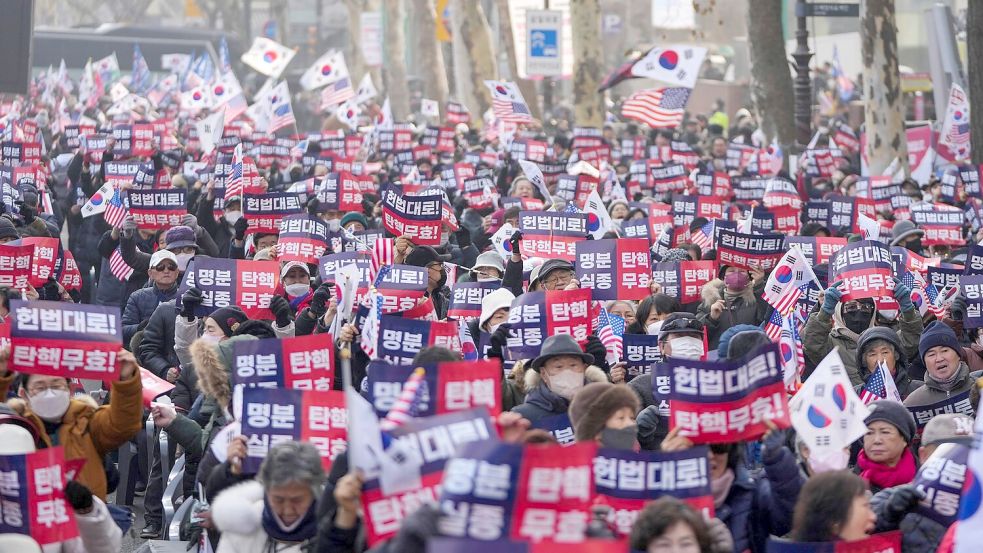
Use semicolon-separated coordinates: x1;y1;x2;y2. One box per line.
0;447;78;545
377;316;461;366
732;176;769;202
784;237;848;266
910;203;964;246
649;260;715;304
504;289;592;361
10;300;122;380
277;214;330;263
856;177;903;213
574;239;650;301
243;192;304;235
0;244;32;289
140;367;176;408
623;334;661;379
715;228;785;271
648;162;689;194
367;359;502;418
691;170;731;197
381;188;443;246
180;258;279;319
828;240;893;300
912;443;969;526
765;531;902;553
448;281;501;319
317;172;365;212
907;390;974;433
657;343;790;443
670;195;726;228
19;237;59;288
240;388;348;472
519;211;587;261
374;264;428;313
232;333;335;392
127;189;187;230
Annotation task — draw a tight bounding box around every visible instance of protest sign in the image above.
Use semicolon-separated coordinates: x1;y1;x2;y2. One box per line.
519;211;587;261
377;316;462;366
0;244;32;289
912;443;969;526
232;333;335;391
649;260;715;304
240;387;348;472
529;413;576;445
623;334;661;379
648;162;688;194
19;237;59;287
59;251;83;292
180;258;279;319
828;240;893;300
243;192;304;235
669;195;726;228
448;281;501;319
657;343;790;443
910;203;964;246
510;441;596;542
784;237;848;266
317;172;366;212
714;228;785;271
0;446;78;545
374;264;428;313
366;360;439;418
927;265;962;296
277;214;330;263
10;300;122;380
319;251;371;284
691;169;731;197
367;359;502;418
962;274;983;328
732;176;768;202
765;531;902;553
381;188;443;246
127;189;186;230
140;368;176;408
574;238;650;301
907;390;974;434
504;289;592;361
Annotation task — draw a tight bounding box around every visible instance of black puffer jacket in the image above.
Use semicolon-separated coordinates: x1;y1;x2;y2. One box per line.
138;300;180;380
122;282;179;345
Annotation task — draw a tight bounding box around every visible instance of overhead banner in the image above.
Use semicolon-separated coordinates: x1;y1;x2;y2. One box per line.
232;333;335;392
828;240;893;301
715;228;785;271
656;343;790;444
381;188;443;246
239;387;348;472
448;281;501;319
574;238;651;301
504;288;592;361
519;211;587;261
277;214;330;264
179;258;279;319
127;189;187;230
10;300;122;380
650;260;715;304
0;446;78;544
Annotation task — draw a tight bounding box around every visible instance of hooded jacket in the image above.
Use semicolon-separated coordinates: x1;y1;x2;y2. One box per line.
697;278;771;349
903;362;977;413
0;374;142;500
212;480;315;553
510;364;608;423
853;327;923;400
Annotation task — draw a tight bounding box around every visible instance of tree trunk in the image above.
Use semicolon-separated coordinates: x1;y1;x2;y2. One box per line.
451;0;498;123
570;0;604;127
968;0;983;164
746;0;796;148
413;0;451;116
382;0;411;120
345;0;383;101
494;0;542;120
861;0;908;175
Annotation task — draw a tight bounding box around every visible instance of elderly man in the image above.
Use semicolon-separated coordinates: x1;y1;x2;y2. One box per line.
122;249;181;346
903;322;976;418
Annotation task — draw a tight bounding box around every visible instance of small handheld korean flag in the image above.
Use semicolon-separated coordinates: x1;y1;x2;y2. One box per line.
584;188;614;240
335;99;360;131
241;37;296;77
196;106;226;155
300;50;350;91
517;159;553;209
421;98;439;118
355;73;377;105
789;349;871;457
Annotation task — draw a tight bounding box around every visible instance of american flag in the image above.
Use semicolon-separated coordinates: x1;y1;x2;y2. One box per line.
224;143;244;201
370;238;394;282
291;138;309;159
446;101;471;124
109;247;134;281
102;186;129;229
320;77;355;111
380;368;428;431
777;311;805;393
359;290;384;359
372;264;393;289
690;220;714;252
902;271;946;318
764;309;784;342
492;98;533;124
131;45;151;93
594;307;625;364
620;87;691;129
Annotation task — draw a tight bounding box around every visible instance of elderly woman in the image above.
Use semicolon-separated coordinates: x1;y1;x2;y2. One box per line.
212;441;324;552
857;400;918;494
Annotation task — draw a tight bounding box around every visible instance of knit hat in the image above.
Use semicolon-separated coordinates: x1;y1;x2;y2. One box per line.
919;321;961;363
208;306;249;337
165;225;198;251
0;219;19;242
717;324;766;359
662;248;691;263
890;220;924;246
404;245;450;267
864;400;917;444
479;288;514;330
530;334;594;371
340;212;368;230
855;327;905;372
568;382;640;442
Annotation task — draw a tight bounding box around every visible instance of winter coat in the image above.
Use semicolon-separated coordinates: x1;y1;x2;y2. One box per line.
502;257;525;296
0;374;142;500
852;326;923;400
629;371;672;446
93;231;127;307
138;300;180;377
65;154;108;267
196;193;234;258
871;485;947;553
121;282;179;345
510;364;608;423
212;480;316;553
802;306;923;387
697;279;771;349
903;362;977;417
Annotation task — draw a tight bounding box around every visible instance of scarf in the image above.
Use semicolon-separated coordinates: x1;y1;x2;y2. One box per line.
288;289;313;312
857;448;917;490
261;497;318;545
710;468;735;508
722;284;755;306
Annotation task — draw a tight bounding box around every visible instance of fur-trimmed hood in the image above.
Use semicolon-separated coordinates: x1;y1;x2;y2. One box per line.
191;338;232;410
211;480;265;536
517;363;608;393
700;278;756;309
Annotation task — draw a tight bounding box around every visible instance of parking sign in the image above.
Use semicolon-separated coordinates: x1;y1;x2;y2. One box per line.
526;9;562;77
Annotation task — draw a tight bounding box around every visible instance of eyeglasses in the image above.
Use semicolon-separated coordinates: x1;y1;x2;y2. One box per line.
28;381;70;395
843;302;874;314
544;270;574;288
154;264;178;272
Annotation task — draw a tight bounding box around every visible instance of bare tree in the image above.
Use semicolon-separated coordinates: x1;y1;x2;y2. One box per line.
344;0;383;92
413;0;451;114
861;0;908;175
450;0;498;122
494;0;542;120
570;0;604;127
968;0;983;164
382;0;411;119
746;0;796;148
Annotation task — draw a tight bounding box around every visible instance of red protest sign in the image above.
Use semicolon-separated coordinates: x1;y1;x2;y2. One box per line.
20;237;59;287
59;251;83;291
545;288;593;345
140;367;176;408
511;442;596;543
0;244;32;290
436;359;502;416
0;446;79;545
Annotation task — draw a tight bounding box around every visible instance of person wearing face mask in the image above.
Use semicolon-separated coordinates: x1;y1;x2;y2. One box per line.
279;262;314;313
404;245;453;319
697;265;770;349
902;322;978;418
0;348;143;501
803;278;922;386
889;220;925;255
510;334;608;425
854;327;923;400
196;183;240;258
470;251;505;283
568;382;640;449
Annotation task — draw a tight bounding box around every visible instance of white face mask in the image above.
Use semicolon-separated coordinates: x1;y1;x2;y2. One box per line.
807;448;850;474
646;321;663;336
225;210;242;225
175;253;194;272
488;323;501;335
285;283;310;297
30;389;71;422
325;219;341;232
200;333;222;346
878;309;899;322
546;369;585;400
668;336;704;360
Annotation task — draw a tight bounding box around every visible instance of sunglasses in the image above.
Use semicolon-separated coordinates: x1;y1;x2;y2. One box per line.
154;264;179;272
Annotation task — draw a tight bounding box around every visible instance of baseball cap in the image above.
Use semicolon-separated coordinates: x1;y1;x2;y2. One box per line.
149;250;178;269
921;413;975;447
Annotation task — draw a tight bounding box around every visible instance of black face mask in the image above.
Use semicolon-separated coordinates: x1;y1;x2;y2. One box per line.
600;425;638;450
843;311;872;335
907;238;923;254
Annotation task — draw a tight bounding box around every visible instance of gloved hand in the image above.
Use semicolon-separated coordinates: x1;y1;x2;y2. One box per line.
309;282;331;318
64;480;94;514
233;216;249;241
306;197;321;216
635;406;661;451
454;227;471;249
761;426;788;462
821;281;844;315
19;202;35;225
269;295;293;327
893;278;915;313
121;215;138;239
181;214;198;230
583;334;610;372
882;484;925;526
180;287;203;319
950;294;967;321
508;230;522;258
486;322;512;360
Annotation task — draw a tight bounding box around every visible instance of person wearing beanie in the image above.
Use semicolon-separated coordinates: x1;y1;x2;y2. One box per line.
404;245;452;318
903;321;977;417
568;382;640;447
340;212;369;232
890;220;924;252
697;264;769;350
716;324;765;360
854;327;922;400
0;217;19;243
857;400;918;493
511;334;608;425
608;199;630;221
